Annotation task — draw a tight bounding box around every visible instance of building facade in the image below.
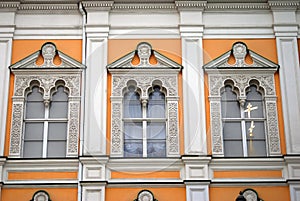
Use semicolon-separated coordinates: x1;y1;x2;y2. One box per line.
0;0;300;201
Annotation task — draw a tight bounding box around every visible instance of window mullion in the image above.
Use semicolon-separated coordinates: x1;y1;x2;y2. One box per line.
142;99;147;157
42;101;50;158
240;104;248;157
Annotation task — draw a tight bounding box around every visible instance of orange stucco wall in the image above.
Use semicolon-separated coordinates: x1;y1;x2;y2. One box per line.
106;187;186;201
111;171;181;179
1;188;78;201
4;39;82;156
203;39;286;155
213;170;283;179
8;171;78;180
210;186;290;201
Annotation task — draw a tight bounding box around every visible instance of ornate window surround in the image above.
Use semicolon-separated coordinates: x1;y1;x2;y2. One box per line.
204;42;281;157
107;42;182;157
9;42;85;158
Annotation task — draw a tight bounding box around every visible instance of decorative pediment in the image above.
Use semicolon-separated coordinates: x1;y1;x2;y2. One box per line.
203;42;279;70
9;42;85;71
107;42;182;70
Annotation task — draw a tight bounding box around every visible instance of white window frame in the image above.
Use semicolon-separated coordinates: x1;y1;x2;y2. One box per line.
9;42;85;158
107;42;182;157
204;42;281;157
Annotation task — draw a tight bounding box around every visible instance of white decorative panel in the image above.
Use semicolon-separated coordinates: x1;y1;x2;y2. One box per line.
82;187;105;201
84;38;107;155
0;39;12;155
186;185;209;201
182;38;206;155
276;37;300;154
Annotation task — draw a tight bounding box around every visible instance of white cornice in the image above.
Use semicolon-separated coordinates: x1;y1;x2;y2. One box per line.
82;0;114;10
269;0;300;10
0;2;20;10
175;1;207;10
113;3;176;10
1;1;299;13
206;2;269;10
18;3;79;14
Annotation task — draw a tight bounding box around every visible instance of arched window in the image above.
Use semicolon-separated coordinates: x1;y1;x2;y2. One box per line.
204;42;281;157
221;84;267;157
221;85;243;157
245;85;266;156
9;42;84;158
123;84;166;158
24;86;45;158
123;86;143;157
108;42;181;157
47;85;69;157
147;86;166;157
23;83;69;158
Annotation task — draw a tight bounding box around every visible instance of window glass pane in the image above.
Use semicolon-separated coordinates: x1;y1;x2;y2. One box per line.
147;141;166;157
123;88;142;118
26;87;44;118
48;122;67;140
47;141;66;157
245;121;265;139
221;101;240;118
247;140;267;156
245;86;264;118
221;86;240;118
147;86;165;118
147;122;166;139
223;122;242;139
224;140;243;157
24;122;44;140
50;86;68;118
23;141;43;158
124;122;143;139
124;141;143;157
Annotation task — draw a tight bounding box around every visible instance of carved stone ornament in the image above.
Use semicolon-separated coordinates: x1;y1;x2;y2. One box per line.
30;190;51;201
8;42;85;158
203;42;281;156
108;42;182;157
134;190;158;201
241;188;263;201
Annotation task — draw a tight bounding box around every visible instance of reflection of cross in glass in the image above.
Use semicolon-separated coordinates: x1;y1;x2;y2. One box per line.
248;121;255;137
244;103;258;118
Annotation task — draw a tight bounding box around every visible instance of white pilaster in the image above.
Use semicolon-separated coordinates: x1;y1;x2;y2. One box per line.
177;1;207;155
0;2;16;156
270;1;300;154
186;183;209;201
83;1;113;156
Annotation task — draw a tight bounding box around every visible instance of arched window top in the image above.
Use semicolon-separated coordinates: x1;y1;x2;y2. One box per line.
25;80;44;100
221;85;238;101
30;190;51;201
